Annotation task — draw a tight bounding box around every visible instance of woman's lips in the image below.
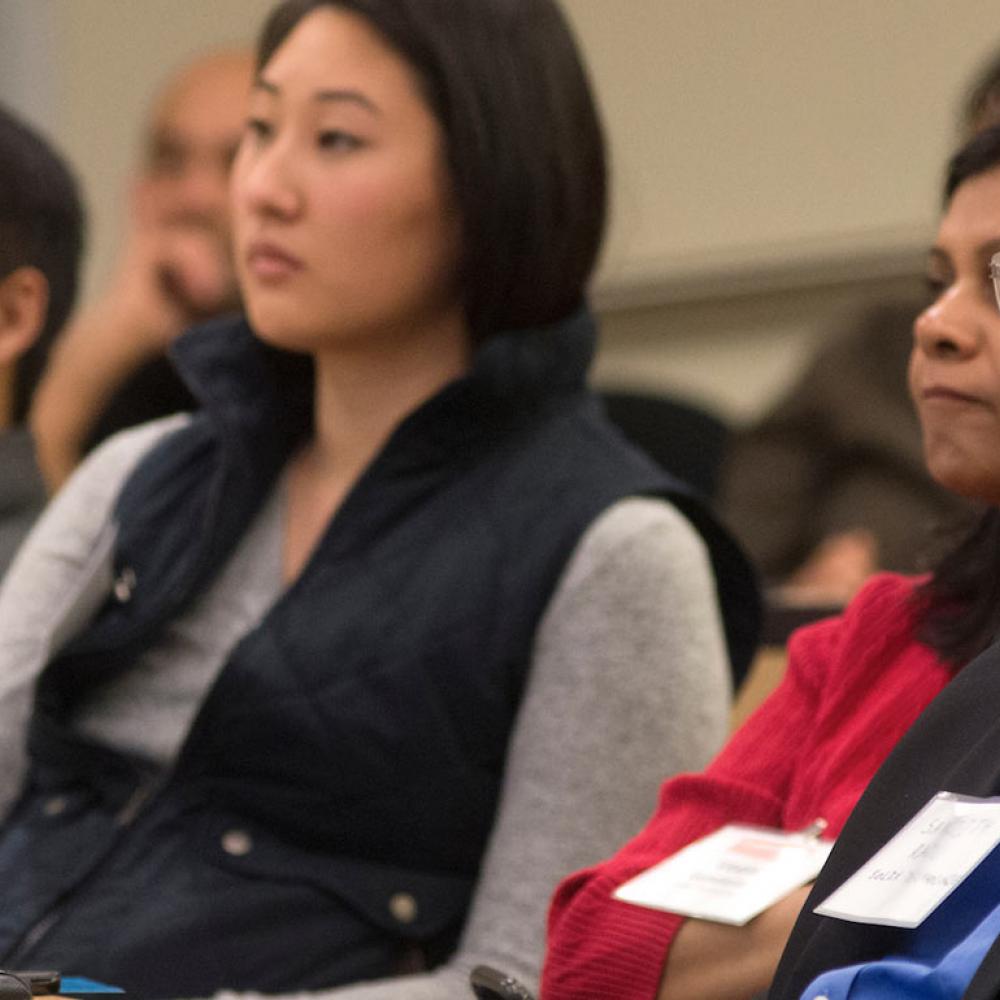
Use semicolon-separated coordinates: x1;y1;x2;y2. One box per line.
245;241;304;280
920;385;984;405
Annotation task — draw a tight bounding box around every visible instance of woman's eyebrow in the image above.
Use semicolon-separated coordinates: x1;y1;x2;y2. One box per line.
315;88;381;115
253;77;380;115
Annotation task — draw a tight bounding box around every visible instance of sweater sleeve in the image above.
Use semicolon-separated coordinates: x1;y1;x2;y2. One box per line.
0;415;187;815
213;495;732;1000
540;603;846;1000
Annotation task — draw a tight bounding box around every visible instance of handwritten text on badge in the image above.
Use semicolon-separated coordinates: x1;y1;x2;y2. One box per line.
814;792;1000;928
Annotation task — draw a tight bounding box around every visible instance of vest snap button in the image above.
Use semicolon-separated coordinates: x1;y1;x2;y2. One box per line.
388;892;418;924
113;567;137;602
43;795;68;817
221;829;253;856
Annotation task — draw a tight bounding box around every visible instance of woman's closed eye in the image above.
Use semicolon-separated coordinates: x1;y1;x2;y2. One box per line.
924;273;950;300
317;128;364;152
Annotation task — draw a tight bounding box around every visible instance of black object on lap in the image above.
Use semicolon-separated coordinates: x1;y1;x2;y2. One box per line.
469;965;536;1000
0;973;34;1000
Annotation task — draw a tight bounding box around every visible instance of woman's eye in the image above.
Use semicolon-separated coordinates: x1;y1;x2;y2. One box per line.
924;275;949;300
318;130;363;152
246;117;274;142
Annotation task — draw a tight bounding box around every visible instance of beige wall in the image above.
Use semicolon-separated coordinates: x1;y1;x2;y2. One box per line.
565;0;998;281
3;1;998;420
46;0;276;295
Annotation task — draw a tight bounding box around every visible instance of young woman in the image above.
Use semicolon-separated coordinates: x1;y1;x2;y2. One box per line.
0;2;756;999
542;125;1000;1000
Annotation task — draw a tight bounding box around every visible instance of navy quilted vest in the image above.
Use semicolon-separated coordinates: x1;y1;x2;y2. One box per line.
0;310;758;997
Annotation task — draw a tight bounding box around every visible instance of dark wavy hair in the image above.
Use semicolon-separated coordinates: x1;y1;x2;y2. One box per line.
255;0;607;343
915;124;1000;666
962;48;1000;135
0;105;85;424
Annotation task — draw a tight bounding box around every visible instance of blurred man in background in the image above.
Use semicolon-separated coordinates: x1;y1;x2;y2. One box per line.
31;49;252;490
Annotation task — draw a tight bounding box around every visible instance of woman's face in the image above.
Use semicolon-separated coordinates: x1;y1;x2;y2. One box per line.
910;164;1000;505
231;6;463;353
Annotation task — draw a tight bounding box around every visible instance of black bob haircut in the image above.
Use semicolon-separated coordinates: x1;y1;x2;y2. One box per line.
256;0;607;343
917;123;1000;666
0;105;85;424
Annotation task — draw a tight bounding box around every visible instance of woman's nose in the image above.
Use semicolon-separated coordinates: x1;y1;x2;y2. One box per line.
238;145;302;220
912;286;982;361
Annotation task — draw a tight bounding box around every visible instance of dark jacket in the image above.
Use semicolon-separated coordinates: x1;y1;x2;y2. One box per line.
0;427;47;576
0;311;758;998
769;634;1000;1000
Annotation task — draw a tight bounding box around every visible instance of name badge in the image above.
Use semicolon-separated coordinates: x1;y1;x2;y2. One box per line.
613;822;833;926
814;792;1000;928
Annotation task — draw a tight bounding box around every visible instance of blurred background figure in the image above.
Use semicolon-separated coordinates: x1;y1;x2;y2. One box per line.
0;104;84;570
717;48;1000;610
30;49;252;491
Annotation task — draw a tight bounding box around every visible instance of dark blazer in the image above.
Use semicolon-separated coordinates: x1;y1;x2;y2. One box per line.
769;635;1000;1000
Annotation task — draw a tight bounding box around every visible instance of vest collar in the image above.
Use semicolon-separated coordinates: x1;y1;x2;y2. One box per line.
168;306;597;459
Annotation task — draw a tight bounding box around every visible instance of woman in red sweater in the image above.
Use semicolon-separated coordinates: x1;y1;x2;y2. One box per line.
541;124;1000;1000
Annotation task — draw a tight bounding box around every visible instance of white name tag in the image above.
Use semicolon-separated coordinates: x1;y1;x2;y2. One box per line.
613;823;834;926
814;792;1000;928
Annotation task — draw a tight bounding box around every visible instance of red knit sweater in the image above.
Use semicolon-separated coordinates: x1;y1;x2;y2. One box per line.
541;573;954;1000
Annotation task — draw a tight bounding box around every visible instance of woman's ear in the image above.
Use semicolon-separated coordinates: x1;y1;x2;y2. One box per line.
0;265;49;366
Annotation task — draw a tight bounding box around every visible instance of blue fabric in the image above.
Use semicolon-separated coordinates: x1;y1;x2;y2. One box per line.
60;978;124;995
800;843;1000;999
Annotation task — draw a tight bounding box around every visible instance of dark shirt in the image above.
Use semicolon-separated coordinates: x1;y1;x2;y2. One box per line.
0;427;46;575
83;355;195;455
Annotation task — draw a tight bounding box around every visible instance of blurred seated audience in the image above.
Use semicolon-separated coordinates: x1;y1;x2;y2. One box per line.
540;125;1000;1000
600;391;730;501
717;49;1000;608
718;300;971;607
0;105;84;571
29;49;252;491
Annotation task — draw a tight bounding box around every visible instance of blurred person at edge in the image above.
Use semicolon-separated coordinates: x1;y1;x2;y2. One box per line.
717;47;1000;609
0;105;84;571
30;49;252;491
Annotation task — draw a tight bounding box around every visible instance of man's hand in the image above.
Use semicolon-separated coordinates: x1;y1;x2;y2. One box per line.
30;175;239;491
777;529;880;608
108;174;238;346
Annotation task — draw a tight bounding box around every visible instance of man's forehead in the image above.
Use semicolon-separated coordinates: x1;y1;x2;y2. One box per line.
148;51;253;148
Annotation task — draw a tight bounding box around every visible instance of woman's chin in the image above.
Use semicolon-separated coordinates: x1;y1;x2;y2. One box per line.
928;463;1000;508
245;309;316;353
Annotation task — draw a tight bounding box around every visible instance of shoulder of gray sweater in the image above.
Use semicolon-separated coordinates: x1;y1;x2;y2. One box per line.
559;494;713;583
0;415;190;817
1;415;190;598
